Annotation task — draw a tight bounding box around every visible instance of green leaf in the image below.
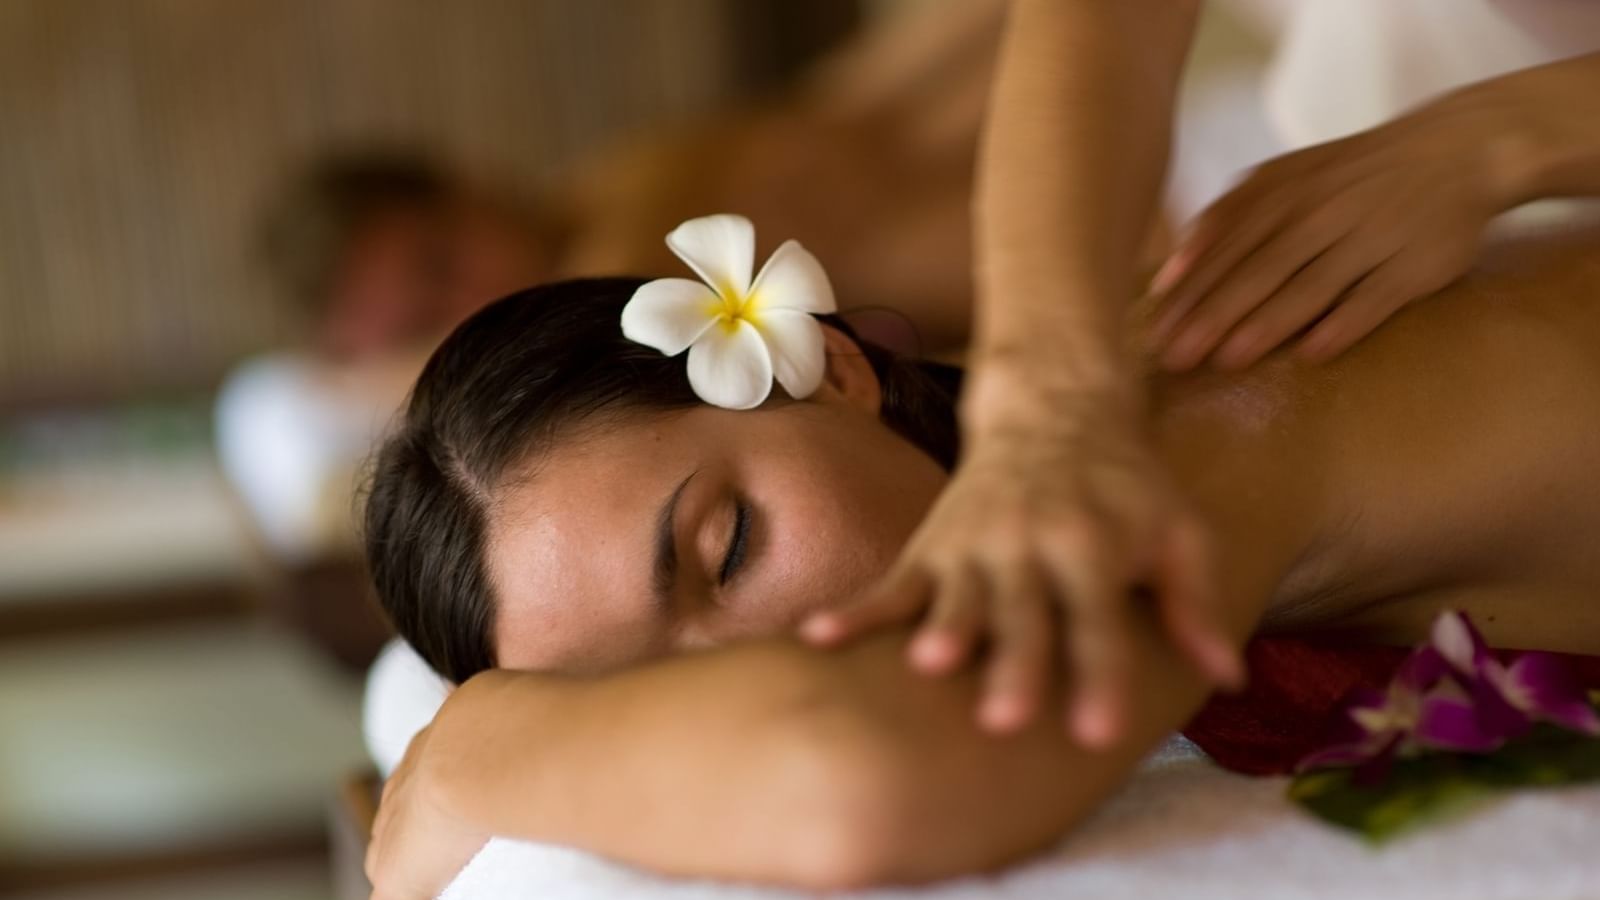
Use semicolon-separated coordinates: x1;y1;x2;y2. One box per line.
1289;731;1600;843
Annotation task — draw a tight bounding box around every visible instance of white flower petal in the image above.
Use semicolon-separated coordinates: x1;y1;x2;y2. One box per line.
666;215;756;298
754;309;827;399
621;278;720;356
749;239;836;314
1432;611;1476;673
686;320;774;410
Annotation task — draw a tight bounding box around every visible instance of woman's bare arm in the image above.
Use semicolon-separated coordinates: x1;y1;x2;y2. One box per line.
403;576;1267;892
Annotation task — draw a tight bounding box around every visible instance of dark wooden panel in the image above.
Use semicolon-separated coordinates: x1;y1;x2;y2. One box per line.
0;827;328;894
0;580;257;644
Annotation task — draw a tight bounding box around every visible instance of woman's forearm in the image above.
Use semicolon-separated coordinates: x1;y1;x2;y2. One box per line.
973;0;1199;396
426;641;905;888
426;592;1265;889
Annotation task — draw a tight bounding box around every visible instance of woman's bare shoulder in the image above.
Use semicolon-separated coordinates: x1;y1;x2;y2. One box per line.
1140;223;1600;640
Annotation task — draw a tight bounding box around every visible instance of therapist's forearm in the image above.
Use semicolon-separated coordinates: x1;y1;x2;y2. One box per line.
973;0;1198;397
1476;52;1600;203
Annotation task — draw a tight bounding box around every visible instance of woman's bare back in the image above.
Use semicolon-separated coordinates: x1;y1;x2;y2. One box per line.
1147;225;1600;653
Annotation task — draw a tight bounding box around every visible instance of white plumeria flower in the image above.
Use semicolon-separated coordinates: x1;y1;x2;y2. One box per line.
621;214;837;410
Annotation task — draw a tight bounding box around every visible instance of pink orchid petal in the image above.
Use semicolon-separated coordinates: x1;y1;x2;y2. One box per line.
1431;610;1490;676
1296;735;1395;773
1299;610;1600;783
1329;688;1391;743
1297;690;1399;774
1415;690;1509;752
1346;686;1389;712
1466;670;1534;740
1503;653;1600;736
1394;645;1450;694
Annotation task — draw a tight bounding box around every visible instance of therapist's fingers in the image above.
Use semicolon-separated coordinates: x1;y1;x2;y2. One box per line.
1212;233;1395;370
1154;514;1244;690
1043;528;1134;748
1150;197;1290;349
1151;166;1282;293
909;565;986;674
1297;255;1428;362
1151;138;1356;340
800;567;931;646
1162;206;1356;371
977;562;1054;734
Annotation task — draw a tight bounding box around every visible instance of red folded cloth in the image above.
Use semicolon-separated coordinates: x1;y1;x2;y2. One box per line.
1180;636;1600;776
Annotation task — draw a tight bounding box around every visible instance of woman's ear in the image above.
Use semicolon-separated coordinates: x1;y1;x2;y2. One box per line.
814;324;882;415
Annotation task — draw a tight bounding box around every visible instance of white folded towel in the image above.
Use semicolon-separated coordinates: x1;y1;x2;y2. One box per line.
366;641;1600;900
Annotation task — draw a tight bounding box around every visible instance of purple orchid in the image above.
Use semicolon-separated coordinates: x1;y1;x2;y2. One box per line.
1296;610;1600;776
1425;610;1600;743
1295;642;1449;781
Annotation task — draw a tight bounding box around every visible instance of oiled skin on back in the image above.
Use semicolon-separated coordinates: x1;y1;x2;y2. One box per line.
1145;227;1600;653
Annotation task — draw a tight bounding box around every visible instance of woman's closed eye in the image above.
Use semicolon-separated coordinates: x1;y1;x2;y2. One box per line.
718;499;753;586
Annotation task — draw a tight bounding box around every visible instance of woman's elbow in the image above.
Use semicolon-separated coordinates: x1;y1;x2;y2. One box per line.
768;704;1054;891
763;705;929;891
726;640;1078;890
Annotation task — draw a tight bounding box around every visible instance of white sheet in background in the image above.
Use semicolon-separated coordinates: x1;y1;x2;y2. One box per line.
364;641;1600;900
214;354;408;562
1257;0;1600;151
1171;0;1600;226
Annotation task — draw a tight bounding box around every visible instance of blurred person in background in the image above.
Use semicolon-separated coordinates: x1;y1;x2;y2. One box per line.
258;0;1009;368
213;0;1005;666
260;152;560;365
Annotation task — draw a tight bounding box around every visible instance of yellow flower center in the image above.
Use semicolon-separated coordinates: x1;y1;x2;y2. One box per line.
708;285;762;334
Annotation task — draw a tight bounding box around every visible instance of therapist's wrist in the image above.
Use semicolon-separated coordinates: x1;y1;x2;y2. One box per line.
1438;74;1593;210
960;353;1142;443
1478;106;1561;210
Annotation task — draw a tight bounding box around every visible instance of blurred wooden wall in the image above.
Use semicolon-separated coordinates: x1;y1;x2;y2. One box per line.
0;0;858;409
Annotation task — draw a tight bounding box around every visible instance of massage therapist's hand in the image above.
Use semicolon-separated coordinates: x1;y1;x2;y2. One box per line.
367;723;490;900
1147;90;1529;371
802;373;1245;747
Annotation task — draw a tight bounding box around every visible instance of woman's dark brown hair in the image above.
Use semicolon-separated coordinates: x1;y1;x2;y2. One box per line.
363;277;960;682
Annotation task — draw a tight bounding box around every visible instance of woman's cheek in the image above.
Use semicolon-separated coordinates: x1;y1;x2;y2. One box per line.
752;505;871;625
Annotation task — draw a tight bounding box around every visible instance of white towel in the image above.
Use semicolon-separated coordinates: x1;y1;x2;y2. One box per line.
366;641;1600;900
364;639;453;777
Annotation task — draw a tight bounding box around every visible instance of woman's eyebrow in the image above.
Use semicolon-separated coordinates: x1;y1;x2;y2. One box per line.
652;469;698;613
